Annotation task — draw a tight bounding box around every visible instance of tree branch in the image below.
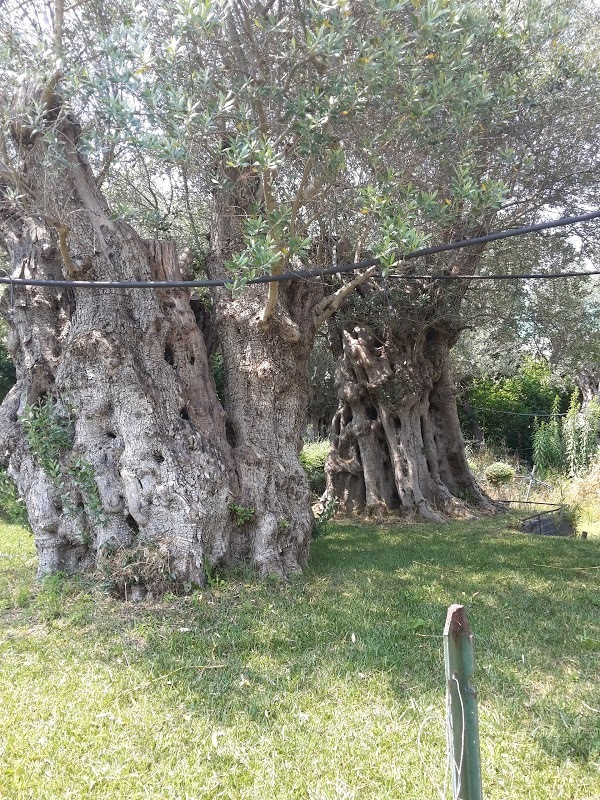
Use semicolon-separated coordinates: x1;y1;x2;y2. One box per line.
313;266;378;328
56;223;77;275
289;157;314;239
54;0;64;57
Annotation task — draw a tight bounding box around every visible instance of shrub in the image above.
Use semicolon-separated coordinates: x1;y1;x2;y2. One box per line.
532;396;566;476
533;393;600;477
300;439;329;496
484;462;515;486
462;358;572;457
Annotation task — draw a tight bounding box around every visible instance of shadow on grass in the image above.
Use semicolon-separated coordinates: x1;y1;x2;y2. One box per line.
1;515;599;768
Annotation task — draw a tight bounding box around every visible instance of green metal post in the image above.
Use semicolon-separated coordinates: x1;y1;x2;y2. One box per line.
444;604;483;800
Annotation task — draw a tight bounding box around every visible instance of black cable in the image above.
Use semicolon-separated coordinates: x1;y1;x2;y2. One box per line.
0;210;599;291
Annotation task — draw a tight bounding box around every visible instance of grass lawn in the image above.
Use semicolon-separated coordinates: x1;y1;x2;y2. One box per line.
0;516;598;800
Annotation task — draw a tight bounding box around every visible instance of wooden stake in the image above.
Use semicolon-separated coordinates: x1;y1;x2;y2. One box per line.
444;604;483;800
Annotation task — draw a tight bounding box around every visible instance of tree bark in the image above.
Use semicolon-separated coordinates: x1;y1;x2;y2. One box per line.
579;369;600;408
207;182;322;577
0;96;236;585
325;271;494;522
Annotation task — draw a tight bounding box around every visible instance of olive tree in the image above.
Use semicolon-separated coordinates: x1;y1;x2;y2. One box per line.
1;0;599;582
322;0;600;518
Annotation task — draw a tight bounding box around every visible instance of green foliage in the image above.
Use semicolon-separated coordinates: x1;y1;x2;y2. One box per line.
300;439;330;496
0;468;28;527
463;359;572;457
533;394;600;477
21;397;105;527
532;416;565;476
16;0;591;292
224;212;310;293
484;462;515;486
21;396;75;472
228;503;255;527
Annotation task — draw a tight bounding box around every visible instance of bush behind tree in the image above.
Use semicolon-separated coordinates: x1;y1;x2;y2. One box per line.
484;462;516;486
300;440;330;497
533;393;600;477
461;359;573;458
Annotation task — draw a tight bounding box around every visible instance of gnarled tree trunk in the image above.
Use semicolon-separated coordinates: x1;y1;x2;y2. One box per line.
325;268;494;522
0;94;237;585
208;185;322;577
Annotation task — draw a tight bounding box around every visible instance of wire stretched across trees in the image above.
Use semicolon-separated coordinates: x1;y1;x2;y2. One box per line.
1;210;599;292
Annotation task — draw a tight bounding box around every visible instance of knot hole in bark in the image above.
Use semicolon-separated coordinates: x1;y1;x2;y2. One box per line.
164;344;175;366
125;514;140;539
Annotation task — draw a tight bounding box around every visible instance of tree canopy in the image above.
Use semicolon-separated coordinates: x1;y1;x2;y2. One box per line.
1;0;599;578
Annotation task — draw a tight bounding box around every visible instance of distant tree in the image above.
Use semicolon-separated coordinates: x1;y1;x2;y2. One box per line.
324;0;600;518
453;227;599;454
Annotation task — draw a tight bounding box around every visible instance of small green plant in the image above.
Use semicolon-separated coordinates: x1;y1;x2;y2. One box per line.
533;396;565;476
21;396;105;527
533;393;600;478
278;519;289;531
228;503;255;527
204;565;227;589
21;396;74;473
484;462;516;487
313;496;338;538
